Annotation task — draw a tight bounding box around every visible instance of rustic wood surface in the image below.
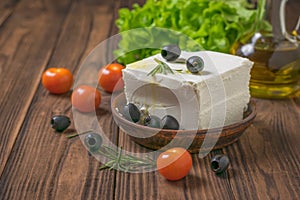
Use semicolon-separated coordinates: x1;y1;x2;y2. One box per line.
0;0;299;199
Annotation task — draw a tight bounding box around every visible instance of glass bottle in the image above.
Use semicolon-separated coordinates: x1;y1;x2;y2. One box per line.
233;0;300;99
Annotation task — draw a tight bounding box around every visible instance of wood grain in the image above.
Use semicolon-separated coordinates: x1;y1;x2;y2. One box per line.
115;98;300;199
0;0;300;199
221;98;300;199
0;0;19;27
0;0;72;176
0;0;120;199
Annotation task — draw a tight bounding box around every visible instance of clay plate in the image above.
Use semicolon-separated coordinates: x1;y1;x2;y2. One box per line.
112;93;256;153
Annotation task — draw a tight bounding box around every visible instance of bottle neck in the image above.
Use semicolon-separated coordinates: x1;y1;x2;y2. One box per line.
268;0;298;44
267;0;288;42
270;0;286;42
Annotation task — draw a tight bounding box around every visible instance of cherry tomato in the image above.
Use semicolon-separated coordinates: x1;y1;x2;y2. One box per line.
98;63;124;93
42;68;73;94
71;85;101;113
156;147;192;181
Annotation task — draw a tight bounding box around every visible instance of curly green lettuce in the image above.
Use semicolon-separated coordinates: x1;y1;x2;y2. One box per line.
114;0;270;65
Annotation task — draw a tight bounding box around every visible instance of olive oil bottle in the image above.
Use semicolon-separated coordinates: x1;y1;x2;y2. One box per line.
233;0;300;99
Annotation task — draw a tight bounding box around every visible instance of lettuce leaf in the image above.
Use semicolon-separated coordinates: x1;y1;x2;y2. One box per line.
115;0;269;65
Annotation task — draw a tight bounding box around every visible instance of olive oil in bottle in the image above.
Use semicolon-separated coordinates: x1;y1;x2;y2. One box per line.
234;0;300;99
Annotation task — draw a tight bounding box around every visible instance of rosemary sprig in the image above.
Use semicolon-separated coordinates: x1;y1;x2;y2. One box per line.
65;130;93;139
66;130;156;172
147;58;174;76
97;146;156;172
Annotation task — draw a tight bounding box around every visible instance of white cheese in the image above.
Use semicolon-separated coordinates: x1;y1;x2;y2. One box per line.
122;51;253;130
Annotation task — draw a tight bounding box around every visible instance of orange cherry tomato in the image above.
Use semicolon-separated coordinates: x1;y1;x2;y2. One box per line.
98;63;125;93
156;147;192;181
42;68;73;94
71;85;101;113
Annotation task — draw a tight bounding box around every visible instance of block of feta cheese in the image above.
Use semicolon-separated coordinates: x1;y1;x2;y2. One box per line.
122;51;253;130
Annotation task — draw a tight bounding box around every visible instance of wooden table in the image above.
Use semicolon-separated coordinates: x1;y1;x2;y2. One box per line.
0;0;299;199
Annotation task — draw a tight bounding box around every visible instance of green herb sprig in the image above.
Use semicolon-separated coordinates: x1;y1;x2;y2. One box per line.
65;130;93;139
98;146;155;172
147;58;174;76
67;131;155;172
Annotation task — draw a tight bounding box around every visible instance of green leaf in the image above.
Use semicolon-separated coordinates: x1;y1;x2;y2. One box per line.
147;58;175;76
114;0;271;64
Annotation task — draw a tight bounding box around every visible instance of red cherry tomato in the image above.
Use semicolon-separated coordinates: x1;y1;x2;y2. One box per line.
156;147;192;181
71;85;101;113
42;68;73;94
98;63;124;93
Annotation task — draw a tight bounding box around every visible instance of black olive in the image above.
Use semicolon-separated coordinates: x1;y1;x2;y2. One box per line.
123;103;141;123
186;56;204;73
210;154;230;174
51;115;71;132
161;115;179;130
144;115;161;128
84;133;102;152
161;44;181;61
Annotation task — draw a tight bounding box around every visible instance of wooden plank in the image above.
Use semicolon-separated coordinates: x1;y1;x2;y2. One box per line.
112;1;237;198
224;99;300;199
0;0;19;27
0;0;118;199
115;99;300;199
114;135;159;200
84;0;300;198
0;0;72;176
115;131;238;199
1;0;299;199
